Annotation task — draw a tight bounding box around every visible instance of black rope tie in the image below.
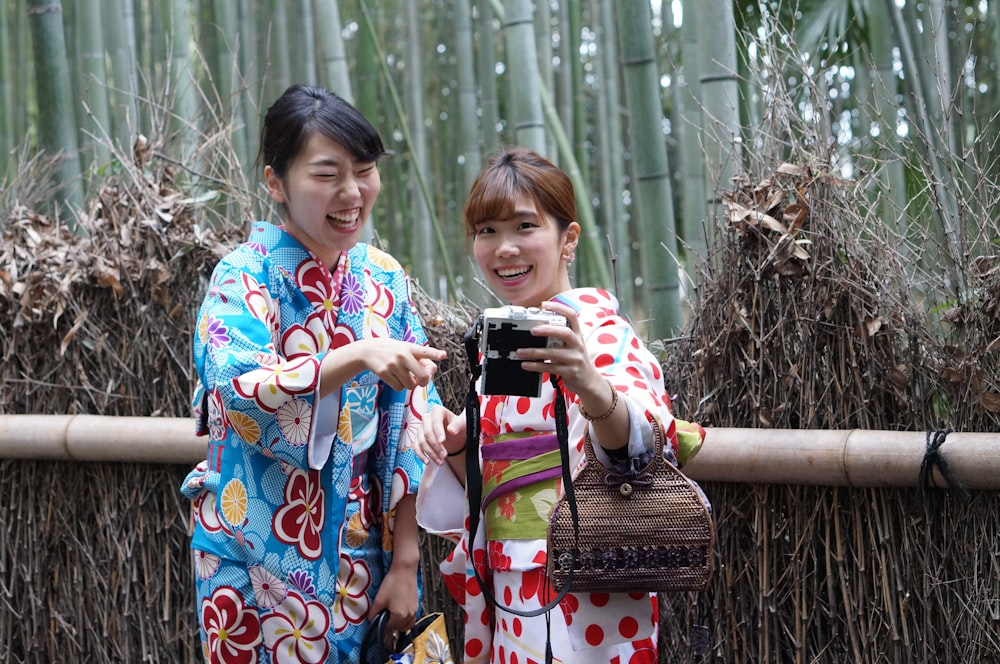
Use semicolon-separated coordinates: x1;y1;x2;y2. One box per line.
918;428;969;501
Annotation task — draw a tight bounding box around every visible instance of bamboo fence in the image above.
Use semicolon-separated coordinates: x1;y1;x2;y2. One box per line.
2;95;999;664
1;415;998;490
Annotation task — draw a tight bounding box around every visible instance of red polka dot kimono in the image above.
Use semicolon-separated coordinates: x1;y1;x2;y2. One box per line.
418;288;682;664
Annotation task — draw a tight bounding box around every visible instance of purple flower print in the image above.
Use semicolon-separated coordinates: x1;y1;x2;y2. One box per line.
287;569;317;596
401;322;418;344
341;272;365;314
206;317;231;350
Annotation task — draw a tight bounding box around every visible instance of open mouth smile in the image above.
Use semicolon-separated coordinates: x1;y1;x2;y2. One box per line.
327;208;361;230
495;266;531;281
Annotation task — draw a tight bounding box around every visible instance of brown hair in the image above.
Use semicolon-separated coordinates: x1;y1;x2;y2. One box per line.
463;147;576;237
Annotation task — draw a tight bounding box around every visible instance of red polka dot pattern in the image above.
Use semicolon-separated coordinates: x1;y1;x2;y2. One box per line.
618;616;639;639
591;592;610;607
585;624;605;646
438;288;680;664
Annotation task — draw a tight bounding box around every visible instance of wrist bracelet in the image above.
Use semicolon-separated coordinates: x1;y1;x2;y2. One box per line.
579;379;619;423
446;445;467;457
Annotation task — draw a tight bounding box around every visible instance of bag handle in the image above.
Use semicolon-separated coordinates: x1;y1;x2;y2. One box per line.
462;319;579;620
360;610;446;664
580;409;666;473
359;609;394;664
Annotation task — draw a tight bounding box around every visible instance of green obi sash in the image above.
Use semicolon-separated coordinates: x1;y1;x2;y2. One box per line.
481;431;563;540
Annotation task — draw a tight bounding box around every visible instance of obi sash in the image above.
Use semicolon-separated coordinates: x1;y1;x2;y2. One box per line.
481;431;563;540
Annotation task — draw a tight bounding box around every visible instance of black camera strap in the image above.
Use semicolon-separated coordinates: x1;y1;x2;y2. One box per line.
462;318;580;649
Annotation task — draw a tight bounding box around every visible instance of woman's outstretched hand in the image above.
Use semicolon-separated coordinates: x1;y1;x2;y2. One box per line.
322;339;446;397
361;339;446;391
413;405;467;466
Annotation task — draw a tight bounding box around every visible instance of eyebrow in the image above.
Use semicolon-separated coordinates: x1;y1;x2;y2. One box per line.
505;208;537;222
306;157;343;168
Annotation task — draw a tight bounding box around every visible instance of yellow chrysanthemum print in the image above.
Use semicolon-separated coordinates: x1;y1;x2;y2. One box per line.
366;246;400;270
337;408;353;443
345;513;367;548
198;314;209;344
220;478;248;525
228;410;260;444
381;508;394;552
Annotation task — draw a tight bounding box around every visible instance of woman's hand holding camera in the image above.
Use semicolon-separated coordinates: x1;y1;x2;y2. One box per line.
517;303;605;401
520;302;630;449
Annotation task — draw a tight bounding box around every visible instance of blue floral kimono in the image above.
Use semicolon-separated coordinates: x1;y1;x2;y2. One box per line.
181;222;438;663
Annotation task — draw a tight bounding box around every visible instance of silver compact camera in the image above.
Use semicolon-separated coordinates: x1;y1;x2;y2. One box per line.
479;305;567;397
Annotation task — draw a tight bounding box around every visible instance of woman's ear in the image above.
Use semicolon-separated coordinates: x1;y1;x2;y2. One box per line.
563;221;581;254
264;165;286;204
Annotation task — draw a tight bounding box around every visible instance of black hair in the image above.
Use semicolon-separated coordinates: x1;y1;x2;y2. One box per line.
257;84;390;177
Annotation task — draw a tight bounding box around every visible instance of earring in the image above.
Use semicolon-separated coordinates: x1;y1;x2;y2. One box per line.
563;251;575;264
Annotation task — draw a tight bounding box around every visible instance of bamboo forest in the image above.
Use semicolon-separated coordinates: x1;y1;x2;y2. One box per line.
2;0;1000;662
3;1;1000;338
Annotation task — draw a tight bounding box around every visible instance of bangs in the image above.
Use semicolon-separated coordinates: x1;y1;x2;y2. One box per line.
464;174;520;233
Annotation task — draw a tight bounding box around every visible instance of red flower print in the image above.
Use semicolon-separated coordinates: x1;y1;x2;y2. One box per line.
280;314;328;359
261;591;331;663
487;542;512;572
471;547;489;580
362;273;395;339
194;491;222;534
520;568;548;603
497;493;517;521
329;324;357;350
557;591;579;616
482;459;511;487
201;586;262;663
296;260;340;332
242;273;276;331
333;554;372;632
627;641;658;664
232;356;320;412
443;570;467;604
365;274;396;320
272;469;325;560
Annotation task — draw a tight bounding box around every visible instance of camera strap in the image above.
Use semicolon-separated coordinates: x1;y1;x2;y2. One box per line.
462;318;580;651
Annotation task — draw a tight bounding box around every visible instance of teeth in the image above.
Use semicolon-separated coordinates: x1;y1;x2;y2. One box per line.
497;266;529;279
327;209;360;227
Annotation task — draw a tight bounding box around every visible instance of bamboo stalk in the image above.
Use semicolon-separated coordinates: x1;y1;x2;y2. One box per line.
0;416;997;489
685;428;1000;489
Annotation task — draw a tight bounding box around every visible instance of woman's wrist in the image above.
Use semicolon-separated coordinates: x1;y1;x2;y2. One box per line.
579;378;619;423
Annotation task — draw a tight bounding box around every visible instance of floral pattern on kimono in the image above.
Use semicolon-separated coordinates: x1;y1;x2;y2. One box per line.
181;222;438;663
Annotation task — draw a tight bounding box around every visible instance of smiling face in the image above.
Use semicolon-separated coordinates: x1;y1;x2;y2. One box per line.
473;193;579;307
265;132;381;267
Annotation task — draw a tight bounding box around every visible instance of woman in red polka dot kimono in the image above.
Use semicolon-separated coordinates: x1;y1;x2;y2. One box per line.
414;148;706;664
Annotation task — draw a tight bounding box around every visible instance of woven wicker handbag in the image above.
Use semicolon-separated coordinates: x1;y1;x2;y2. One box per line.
546;418;715;594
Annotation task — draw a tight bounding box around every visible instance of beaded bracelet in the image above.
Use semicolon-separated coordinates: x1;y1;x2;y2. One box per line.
579;379;619;423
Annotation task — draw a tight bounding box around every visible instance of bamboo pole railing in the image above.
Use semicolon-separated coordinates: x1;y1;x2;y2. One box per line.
0;414;996;488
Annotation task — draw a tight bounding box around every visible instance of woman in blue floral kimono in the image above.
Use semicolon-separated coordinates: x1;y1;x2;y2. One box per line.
181;84;446;664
